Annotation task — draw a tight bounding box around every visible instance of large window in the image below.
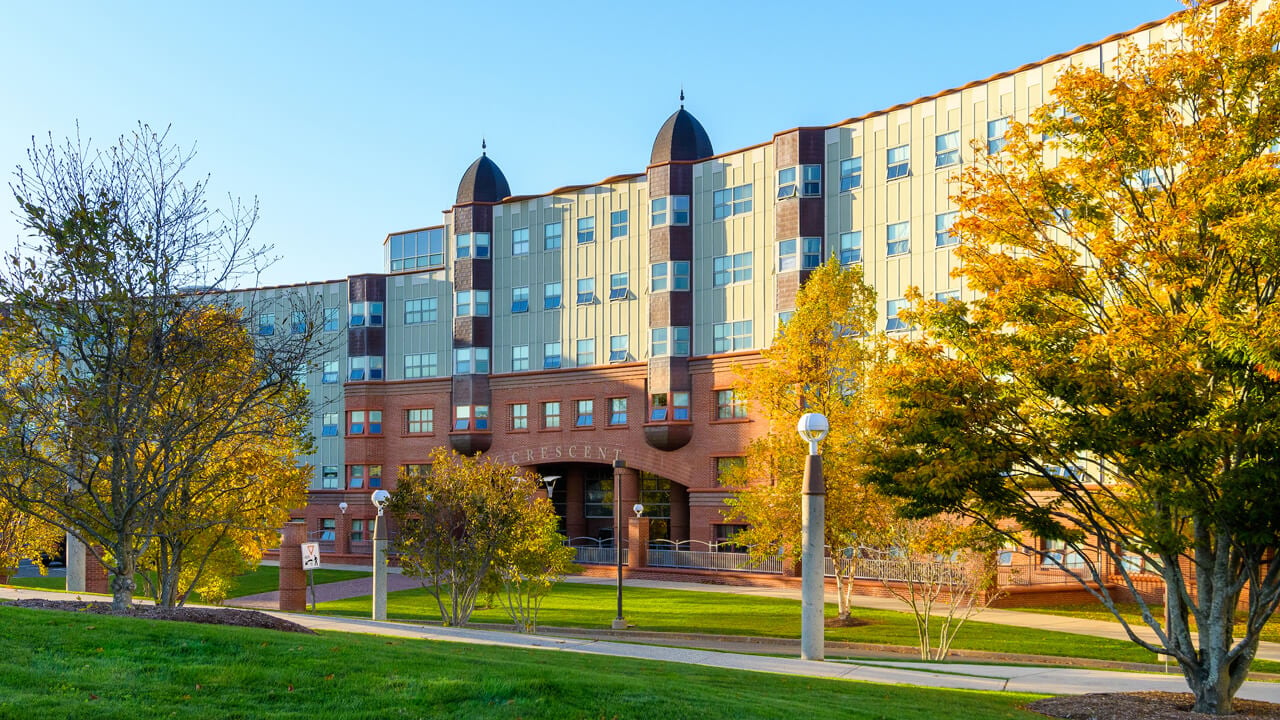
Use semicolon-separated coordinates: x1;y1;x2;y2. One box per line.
716;389;748;420
575;339;595;367
543;401;561;429
388;227;445;270
258;313;275;336
512;227;529;255
650;261;690;292
1042;538;1086;569
777;165;822;199
650;326;690;357
777;238;821;271
609;272;629;301
406;408;433;434
512;345;529;372
404;352;437;379
649;391;690;422
886;221;911;256
936;289;961;303
511;286;529;314
322;360;339;384
576;278;595;305
323;307;339;332
935;211;959;247
577;217;595;244
453;347;490;374
543;282;562;310
544;222;563;250
987;117;1010;154
404;297;437;324
455;232;490;259
609;334;628;363
839;231;863;265
584;475;613;518
610;210;628;239
576;399;594;427
290;311;306;335
453;405;489;431
321;465;340;489
609;397;627;425
712;184;753;220
321;413;339;437
650;195;690;226
712;320;752;353
543;342;562;369
348;410;382;435
886;144;911;180
839;157;862;192
713;252;752;287
349;356;384;381
886;299;910;332
935;131;960;168
511;403;528;431
455;290;490;317
350;302;384;328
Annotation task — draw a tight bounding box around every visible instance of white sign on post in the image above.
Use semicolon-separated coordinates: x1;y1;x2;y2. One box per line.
301;542;321;570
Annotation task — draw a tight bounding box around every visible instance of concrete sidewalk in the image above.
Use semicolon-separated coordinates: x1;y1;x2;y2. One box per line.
5;583;1278;704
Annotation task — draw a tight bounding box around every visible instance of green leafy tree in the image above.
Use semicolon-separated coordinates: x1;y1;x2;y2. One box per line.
485;507;579;633
727;258;894;620
865;2;1280;712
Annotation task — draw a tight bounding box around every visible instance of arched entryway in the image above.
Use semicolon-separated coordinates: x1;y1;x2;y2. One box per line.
530;462;691;545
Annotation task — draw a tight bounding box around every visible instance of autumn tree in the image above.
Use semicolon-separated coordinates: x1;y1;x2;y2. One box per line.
484;507;579;633
0;498;63;583
390;448;567;627
865;2;1280;713
727;258;894;620
0;125;323;610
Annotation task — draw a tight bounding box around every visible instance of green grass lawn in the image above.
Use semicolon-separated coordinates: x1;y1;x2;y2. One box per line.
5;565;370;600
317;582;1245;670
1008;601;1280;646
0;605;1045;719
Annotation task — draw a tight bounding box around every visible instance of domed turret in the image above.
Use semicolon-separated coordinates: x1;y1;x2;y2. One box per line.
650;94;713;165
455;141;511;204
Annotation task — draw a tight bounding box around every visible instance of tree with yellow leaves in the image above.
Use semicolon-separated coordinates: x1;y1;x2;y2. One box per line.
0;498;63;583
866;2;1280;712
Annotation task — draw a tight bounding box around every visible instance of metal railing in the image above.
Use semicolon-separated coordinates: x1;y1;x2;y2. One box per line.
646;540;782;574
567;538;626;566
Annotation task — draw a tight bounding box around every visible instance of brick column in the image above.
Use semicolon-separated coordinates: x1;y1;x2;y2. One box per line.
279;522;307;612
566;469;586;539
85;551;110;594
628;517;651;569
616;467;639;518
336;513;351;556
669;483;689;543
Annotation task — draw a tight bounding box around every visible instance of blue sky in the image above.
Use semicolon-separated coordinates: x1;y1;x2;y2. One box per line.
1;0;1179;288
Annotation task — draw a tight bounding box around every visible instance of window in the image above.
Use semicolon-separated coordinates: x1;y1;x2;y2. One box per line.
368;465;382;489
576;278;595;305
713;320;752;353
935;290;961;303
512;227;529;255
389;227;445;270
839;231;863;265
456;232;490;259
576;338;595;367
350;519;365;543
576;399;594;427
258;313;275;336
649;326;690;357
321;413;339;437
321;466;340;489
543;282;562;310
777;166;798;199
609;335;628;363
349;302;384;327
886;299;910;332
713;184;753;219
610;210;628;239
778;238;821;271
347;411;364;435
839;157;863;192
649;391;690;421
716;389;748;420
887;221;910;256
886;144;910;180
715;457;746;485
577;217;595;244
987;117;1010;154
584;477;614;518
323;307;340;332
776;165;820;197
453;405;489;431
1043;538;1086;569
512;345;529;372
322;360;339;384
713;252;752;286
348;465;364;490
320;518;336;541
511;403;528;431
405;298;437;324
349;356;384;381
290;311;307;334
404;353;437;379
649;261;690;292
543;401;561;429
935;131;960;168
609;272;628;301
544;222;563;250
406;408;433;434
935;211;959;248
349;410;382;435
453;347;490;374
650;195;690;226
455;290;490;317
609;397;627;425
511;286;529;314
543;342;561;369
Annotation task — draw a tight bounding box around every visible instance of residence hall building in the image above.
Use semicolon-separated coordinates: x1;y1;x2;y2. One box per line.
276;5;1191;567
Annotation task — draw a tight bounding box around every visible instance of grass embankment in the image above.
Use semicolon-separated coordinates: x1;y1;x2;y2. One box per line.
319;582;1270;670
0;605;1044;719
6;566;370;600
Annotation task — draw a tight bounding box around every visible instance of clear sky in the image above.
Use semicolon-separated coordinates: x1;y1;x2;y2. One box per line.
1;0;1180;289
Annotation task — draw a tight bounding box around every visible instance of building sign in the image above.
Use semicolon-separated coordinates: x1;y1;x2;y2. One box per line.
507;443;625;466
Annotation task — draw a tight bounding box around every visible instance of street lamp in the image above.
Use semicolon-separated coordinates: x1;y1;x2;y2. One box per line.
797;412;829;661
371;489;390;621
612;459;628;630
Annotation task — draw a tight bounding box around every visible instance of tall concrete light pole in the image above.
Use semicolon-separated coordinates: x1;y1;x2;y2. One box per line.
371;489;390;621
797;412;829;661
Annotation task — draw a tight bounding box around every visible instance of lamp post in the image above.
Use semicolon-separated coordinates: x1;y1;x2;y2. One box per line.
612;459;628;630
797;412;829;661
370;489;390;621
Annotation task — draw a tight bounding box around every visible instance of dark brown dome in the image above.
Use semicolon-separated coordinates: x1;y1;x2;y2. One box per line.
455;154;511;205
650;108;714;165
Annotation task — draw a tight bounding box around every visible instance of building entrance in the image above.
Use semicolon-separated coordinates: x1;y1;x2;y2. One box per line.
531;462;690;544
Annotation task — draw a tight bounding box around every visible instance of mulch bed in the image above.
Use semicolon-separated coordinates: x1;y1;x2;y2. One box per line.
1030;692;1280;719
3;599;316;634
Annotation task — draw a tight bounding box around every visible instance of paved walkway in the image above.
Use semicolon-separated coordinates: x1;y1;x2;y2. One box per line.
4;583;1280;704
